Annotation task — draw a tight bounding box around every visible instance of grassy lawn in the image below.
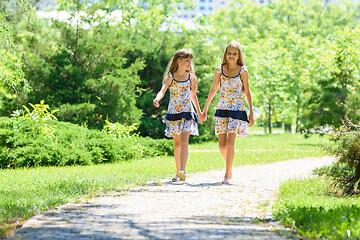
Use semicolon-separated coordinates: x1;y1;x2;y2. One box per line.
274;177;360;239
0;133;330;237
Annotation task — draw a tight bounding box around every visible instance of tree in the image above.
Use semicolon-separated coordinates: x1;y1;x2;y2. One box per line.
1;0;147;127
0;1;32;95
301;27;360;134
207;0;360;133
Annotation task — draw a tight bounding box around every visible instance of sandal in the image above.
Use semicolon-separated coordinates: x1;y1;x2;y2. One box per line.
177;170;186;181
172;175;180;182
222;178;230;185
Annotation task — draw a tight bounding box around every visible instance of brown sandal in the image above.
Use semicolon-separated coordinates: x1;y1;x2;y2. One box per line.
177;171;186;181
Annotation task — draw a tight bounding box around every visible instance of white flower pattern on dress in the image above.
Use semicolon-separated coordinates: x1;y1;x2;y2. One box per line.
214;65;248;136
163;73;198;138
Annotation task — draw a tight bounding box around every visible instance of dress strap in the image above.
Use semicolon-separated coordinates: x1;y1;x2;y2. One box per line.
240;65;248;74
188;73;193;84
168;72;174;86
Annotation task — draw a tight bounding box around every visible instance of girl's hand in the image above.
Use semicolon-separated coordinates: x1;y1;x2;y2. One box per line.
153;99;160;107
249;111;255;127
202;108;208;121
202;111;207;121
198;112;203;124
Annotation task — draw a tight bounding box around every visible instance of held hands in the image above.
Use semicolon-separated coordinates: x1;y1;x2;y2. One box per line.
153;99;160;108
198;109;207;123
202;107;208;121
198;112;205;124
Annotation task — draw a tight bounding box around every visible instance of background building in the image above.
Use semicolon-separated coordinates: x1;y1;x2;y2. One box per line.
176;0;273;20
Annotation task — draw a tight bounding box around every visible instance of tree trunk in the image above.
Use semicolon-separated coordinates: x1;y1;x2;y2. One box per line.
268;101;272;134
285;123;292;133
296;105;300;133
354;164;360;192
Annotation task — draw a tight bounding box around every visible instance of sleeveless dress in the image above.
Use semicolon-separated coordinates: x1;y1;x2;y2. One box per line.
213;64;249;136
163;72;199;138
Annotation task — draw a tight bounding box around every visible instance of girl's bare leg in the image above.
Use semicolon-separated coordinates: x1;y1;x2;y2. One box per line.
219;132;236;179
179;131;190;171
225;133;236;179
173;134;181;173
218;133;227;162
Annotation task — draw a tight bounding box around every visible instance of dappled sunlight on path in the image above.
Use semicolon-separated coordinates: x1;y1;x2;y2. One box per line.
10;156;334;240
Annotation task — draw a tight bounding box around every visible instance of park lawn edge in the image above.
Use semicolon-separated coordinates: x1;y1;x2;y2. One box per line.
1;133;330;237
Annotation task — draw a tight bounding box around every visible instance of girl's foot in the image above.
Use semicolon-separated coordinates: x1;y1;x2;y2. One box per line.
177;170;186;181
172;175;180;182
222;178;230;185
224;174;232;180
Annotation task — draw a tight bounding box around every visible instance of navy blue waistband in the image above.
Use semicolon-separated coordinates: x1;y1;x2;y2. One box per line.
164;112;199;123
214;109;249;123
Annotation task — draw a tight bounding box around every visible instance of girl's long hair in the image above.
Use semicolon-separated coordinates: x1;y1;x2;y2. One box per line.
163;49;197;90
221;40;245;66
221;41;246;90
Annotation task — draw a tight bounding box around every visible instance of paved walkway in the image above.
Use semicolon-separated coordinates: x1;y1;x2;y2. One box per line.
10;156;334;240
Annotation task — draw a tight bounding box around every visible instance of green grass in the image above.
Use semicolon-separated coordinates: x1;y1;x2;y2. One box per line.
0;133;330;237
191;132;331;151
274;177;360;239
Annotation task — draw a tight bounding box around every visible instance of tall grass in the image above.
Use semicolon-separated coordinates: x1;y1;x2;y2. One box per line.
274;177;360;239
0;133;330;237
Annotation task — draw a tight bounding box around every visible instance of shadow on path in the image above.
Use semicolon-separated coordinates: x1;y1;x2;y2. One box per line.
11;210;297;240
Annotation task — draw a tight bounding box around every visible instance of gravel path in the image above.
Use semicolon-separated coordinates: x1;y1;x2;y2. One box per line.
10;156;334;240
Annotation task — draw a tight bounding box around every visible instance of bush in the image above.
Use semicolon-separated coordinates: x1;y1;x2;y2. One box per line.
319;118;360;195
102;120;139;138
57;103;102;128
0;118;173;169
314;162;355;181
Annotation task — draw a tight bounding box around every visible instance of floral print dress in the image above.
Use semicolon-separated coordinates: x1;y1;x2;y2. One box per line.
163;72;199;138
214;64;249;136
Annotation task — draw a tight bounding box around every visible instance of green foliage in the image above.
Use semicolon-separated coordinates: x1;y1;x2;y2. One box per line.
56;102;99;127
23;100;58;122
316;118;360;195
301;27;360;134
1;0;147;128
0;9;29;93
0;117;173;169
102;120;139;138
8;100;58;138
207;0;360;133
274;177;360;239
314;161;355;181
1;0;360;138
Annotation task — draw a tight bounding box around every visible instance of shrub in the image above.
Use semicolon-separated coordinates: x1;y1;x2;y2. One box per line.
318;118;360;195
314;162;355;180
57;103;102;128
0;118;173;169
102;120;139;138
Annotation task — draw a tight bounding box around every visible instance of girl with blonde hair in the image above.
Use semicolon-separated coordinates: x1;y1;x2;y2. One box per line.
153;49;204;182
203;41;254;184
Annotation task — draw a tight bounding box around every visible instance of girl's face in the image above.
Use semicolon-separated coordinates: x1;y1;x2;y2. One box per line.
226;47;239;63
177;58;193;71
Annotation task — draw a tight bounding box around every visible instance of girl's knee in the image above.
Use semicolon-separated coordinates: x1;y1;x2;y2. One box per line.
219;143;226;151
226;142;235;149
173;138;181;148
180;140;189;148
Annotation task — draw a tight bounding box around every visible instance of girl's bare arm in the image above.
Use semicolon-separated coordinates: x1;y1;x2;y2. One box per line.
203;67;221;117
241;70;254;127
190;75;203;123
153;75;171;107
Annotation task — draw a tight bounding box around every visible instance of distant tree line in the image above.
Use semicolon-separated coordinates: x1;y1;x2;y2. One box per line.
0;0;359;140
